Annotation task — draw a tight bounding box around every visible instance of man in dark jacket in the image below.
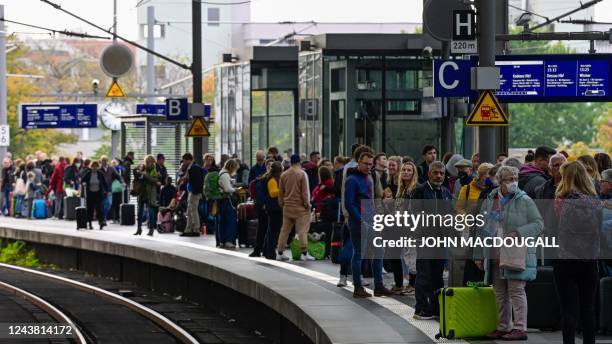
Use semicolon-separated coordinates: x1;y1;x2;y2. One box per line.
345;151;392;298
411;160;453;320
122;152;135;202
248;150;267;183
181;153;203;237
418;145;437;184
519;146;556;198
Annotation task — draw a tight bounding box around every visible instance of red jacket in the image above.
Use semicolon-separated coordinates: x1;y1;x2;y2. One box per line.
46;161;66;196
312;178;335;213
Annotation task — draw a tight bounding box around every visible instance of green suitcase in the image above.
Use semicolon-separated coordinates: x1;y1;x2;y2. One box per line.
436;286;499;339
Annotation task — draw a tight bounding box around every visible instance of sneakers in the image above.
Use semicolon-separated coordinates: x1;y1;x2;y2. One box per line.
224;241;236;249
337;275;348;287
486;330;508;339
276;251;291;261
413;311;434;320
373;286;393;297
353;287;372;298
501;329;528;341
300;252;316;261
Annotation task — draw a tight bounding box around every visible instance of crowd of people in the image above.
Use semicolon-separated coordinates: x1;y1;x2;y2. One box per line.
2;143;612;344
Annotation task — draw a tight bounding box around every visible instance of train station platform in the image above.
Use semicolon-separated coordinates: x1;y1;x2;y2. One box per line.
0;217;599;344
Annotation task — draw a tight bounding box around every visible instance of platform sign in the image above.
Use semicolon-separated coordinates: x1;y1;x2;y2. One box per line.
451;10;477;54
136;104;166;116
466;90;508;126
186;117;210;137
165;98;189;122
433;54;612;103
20;103;97;129
0;125;9;146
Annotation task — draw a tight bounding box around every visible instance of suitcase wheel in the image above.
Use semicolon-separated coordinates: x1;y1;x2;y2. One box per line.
445;288;454;296
435;333;441;340
448;330;455;339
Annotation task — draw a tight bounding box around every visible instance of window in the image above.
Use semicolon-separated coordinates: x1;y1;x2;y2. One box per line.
387;100;420;114
208;8;220;26
140;24;165;39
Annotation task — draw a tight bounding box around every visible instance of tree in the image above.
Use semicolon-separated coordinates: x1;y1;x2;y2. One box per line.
6;39;77;159
595;109;612;153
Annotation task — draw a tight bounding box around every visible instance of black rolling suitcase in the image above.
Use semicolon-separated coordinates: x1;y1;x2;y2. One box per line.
526;266;561;330
64;196;80;220
600;277;612;334
76;207;87;229
120;203;135;226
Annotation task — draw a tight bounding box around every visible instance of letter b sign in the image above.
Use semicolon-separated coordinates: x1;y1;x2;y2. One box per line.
165;98;188;121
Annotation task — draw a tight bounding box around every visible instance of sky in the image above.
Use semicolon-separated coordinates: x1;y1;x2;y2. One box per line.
2;0;612;41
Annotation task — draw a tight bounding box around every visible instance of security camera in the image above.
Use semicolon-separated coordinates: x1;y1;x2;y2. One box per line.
515;13;532;31
92;79;100;94
422;46;433;59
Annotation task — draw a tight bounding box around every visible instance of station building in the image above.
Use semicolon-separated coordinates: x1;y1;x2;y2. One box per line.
215;34;445;164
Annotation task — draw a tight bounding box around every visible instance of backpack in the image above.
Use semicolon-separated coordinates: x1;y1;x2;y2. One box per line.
203;171;228;200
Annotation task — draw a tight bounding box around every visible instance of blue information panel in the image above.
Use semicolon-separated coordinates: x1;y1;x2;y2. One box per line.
136;104;166;115
20;103;97;129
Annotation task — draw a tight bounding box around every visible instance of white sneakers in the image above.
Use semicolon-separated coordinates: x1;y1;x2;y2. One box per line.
337;275;348;287
300;252;316;261
224;242;236;249
276;252;291;261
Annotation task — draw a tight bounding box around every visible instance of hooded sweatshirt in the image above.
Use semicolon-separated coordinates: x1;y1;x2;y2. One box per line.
519;164;550;199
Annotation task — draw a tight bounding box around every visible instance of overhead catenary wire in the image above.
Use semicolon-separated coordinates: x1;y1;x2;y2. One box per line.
39;0;190;70
0;17;110;39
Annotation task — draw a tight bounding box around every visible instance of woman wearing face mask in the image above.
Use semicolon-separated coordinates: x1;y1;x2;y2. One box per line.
64;158;82;192
475;165;543;341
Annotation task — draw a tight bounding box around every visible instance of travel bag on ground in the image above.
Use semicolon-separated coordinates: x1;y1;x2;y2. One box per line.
63;196;80;220
120;203;135;226
32;199;47;219
600;277;612;334
157;210;174;233
290;239;326;260
76;207;87;229
174;213;187;233
237;202;257;246
309;221;332;258
247;219;258;248
330;222;343;264
436;285;498;339
526;266;561;330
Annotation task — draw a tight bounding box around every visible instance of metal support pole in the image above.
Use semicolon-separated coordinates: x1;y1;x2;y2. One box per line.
477;0;496;164
192;0;203;165
0;5;7;161
146;6;155;102
110;0;119;159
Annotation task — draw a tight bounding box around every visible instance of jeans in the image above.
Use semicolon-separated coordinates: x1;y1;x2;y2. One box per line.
54;191;65;219
553;260;599;344
137;201;157;230
1;185;10;214
217;198;236;244
14;195;24;217
264;209;282;259
349;221;384;289
339;224;351;276
414;259;445;315
103;193;112;220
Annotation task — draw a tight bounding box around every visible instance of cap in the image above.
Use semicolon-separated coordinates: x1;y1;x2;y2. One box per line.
157;153;165;160
454;159;472;168
290;154;301;164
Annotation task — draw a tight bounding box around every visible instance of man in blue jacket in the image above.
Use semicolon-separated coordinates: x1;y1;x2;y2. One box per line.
345;151;392;298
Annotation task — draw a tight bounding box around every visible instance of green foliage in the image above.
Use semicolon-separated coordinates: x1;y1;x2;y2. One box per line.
6;38;78;159
506;26;609;149
0;241;41;268
92;129;112;160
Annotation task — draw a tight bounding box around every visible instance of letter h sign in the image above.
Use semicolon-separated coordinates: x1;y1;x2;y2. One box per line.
453;10;476;40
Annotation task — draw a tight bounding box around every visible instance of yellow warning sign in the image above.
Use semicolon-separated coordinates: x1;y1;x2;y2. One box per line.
466;90;509;126
106;80;125;97
186;117;210;137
